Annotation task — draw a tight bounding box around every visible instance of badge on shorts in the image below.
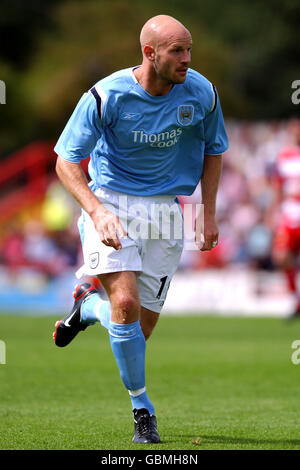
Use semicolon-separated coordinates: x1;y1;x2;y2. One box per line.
89;252;99;269
177;105;194;126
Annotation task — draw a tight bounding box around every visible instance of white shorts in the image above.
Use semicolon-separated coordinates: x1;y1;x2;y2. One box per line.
76;186;184;313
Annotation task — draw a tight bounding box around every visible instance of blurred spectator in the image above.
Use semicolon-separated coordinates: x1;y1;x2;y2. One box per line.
22;220;70;279
0;227;27;275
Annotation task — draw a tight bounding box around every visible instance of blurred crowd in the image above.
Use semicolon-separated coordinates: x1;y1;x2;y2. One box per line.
0;119;297;281
179;119;290;271
0;182;81;282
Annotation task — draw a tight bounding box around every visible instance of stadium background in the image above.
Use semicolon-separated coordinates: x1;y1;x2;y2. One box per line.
0;0;299;316
1;0;300;451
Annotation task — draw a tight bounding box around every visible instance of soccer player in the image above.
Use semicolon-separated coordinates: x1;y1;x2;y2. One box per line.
269;119;300;319
52;15;228;443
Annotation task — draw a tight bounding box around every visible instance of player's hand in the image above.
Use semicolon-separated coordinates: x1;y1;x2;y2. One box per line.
91;206;127;250
200;215;219;251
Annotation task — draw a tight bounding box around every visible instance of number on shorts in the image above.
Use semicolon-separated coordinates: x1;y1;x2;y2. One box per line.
156;276;168;299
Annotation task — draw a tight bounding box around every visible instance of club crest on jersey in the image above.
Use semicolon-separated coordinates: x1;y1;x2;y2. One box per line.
177;105;194;126
89;252;99;269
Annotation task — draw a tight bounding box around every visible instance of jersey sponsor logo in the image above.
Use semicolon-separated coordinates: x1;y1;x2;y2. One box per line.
132;128;182;148
89;252;99;269
177;105;194;126
121;112;141;121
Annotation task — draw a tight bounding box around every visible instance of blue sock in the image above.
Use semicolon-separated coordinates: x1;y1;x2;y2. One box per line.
81;293;111;329
109;320;155;415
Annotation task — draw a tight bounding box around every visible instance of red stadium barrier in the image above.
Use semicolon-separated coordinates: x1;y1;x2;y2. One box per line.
0;142;56;225
0;140;89;226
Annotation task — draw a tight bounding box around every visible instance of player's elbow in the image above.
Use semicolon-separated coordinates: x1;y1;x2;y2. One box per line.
55;155;63;176
55;155;69;181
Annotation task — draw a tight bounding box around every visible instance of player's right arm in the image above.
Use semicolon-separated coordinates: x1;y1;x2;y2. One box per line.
55;157;126;250
54;90;126;250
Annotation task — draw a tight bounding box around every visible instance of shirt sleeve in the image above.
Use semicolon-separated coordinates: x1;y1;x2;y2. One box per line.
54;90;102;162
203;86;229;155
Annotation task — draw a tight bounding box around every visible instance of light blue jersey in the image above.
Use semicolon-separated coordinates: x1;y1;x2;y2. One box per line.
54;67;229;196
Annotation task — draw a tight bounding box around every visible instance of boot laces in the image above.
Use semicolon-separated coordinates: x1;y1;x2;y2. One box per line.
136;413;151;437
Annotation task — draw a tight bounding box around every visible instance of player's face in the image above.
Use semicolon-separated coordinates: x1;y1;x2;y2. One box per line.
153;35;192;85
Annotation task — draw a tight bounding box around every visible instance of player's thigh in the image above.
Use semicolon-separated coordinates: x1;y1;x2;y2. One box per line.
137;236;184;314
98;271;141;324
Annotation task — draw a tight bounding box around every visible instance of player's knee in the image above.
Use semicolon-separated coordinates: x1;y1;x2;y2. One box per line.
114;293;140;322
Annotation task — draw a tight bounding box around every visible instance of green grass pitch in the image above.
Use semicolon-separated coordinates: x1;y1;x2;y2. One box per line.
1;313;300;450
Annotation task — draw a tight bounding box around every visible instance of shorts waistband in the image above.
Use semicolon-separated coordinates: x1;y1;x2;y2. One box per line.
93;185;177;204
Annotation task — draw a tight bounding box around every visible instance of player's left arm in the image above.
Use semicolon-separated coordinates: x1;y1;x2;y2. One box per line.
200;154;222;251
199;83;229;251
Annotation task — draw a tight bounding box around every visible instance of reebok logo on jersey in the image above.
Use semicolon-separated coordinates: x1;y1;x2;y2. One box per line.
121;112;141;121
132;128;182;148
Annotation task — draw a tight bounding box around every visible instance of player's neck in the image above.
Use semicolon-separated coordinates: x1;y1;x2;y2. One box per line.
133;66;173;97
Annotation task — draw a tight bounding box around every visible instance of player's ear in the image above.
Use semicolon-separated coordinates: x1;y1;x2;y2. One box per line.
144;45;155;61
